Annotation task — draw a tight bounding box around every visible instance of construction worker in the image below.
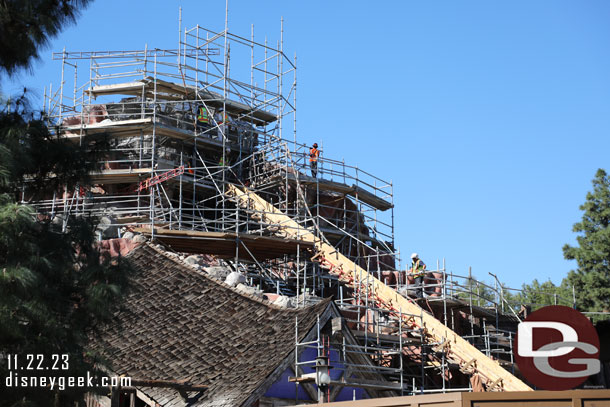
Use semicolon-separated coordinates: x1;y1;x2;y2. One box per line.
408;253;427;299
215;108;231;141
218;148;231;167
309;143;320;177
196;104;209;128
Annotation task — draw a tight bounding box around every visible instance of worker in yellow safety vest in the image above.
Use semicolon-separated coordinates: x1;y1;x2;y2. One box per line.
409;253;427;298
309;143;320;177
197;105;209;125
219;148;231;167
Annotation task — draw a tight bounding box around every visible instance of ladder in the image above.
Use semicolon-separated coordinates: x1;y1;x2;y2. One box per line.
136;165;185;192
225;184;531;392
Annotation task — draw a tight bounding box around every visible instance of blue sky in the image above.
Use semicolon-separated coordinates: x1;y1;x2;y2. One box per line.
3;1;610;290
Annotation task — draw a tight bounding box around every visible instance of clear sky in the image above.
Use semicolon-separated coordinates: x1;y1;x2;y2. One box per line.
3;0;610;290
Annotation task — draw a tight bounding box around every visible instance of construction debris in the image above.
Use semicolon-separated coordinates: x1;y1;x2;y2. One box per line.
225;271;247;287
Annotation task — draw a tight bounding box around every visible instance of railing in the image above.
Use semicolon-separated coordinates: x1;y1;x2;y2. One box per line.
255;134;394;209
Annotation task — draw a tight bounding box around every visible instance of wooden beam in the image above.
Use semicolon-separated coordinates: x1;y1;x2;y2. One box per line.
133;227;314;260
328;367;347;402
225;184;531;392
291;366;320;401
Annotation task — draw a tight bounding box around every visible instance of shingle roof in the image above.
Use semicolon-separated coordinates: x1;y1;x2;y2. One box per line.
94;243;330;406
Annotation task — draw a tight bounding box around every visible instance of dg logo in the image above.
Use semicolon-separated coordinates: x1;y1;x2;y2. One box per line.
514;305;600;390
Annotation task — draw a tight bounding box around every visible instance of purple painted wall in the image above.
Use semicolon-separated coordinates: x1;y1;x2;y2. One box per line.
263;345;368;402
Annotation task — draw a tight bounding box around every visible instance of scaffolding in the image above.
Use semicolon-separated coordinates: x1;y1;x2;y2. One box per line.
38;18;395;276
291;262;579;399
33;17;595;405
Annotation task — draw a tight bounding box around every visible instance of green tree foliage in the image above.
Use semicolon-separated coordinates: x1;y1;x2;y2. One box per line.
456;275;496;307
0;2;133;405
562;169;610;313
0;0;93;75
0;93;102;200
0;95;132;407
513;279;572;310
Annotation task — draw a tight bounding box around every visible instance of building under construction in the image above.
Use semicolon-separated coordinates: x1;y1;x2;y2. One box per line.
34;18;609;407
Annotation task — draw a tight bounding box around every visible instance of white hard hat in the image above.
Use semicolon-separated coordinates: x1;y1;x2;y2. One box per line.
410;253;418;259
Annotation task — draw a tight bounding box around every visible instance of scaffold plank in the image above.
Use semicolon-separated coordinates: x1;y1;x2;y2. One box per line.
86;81;147;97
225;184;532;392
89;168;152;184
134;228;314;261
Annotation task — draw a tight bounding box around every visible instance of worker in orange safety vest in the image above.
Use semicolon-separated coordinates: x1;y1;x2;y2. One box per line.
309;143;320;177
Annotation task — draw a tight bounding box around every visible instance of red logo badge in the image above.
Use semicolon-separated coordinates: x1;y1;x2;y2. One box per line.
513;305;600;390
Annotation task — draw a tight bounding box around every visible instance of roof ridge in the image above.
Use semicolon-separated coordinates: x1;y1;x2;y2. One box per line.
133;241;331;313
